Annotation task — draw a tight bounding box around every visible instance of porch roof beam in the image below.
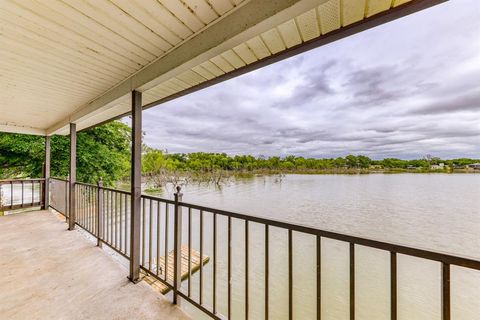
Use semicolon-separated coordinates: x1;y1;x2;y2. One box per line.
45;0;328;135
0;124;46;136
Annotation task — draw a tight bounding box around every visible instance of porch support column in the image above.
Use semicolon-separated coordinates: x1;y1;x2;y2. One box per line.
42;136;51;209
68;123;76;231
129;91;142;283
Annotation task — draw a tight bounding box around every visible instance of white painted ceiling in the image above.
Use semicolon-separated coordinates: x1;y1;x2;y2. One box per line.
0;0;440;135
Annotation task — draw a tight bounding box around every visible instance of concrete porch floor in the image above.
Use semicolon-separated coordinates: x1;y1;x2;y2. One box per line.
0;210;191;320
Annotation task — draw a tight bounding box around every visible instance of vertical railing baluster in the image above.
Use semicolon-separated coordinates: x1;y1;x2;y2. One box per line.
125;194;128;255
120;193;123;252
112;191;117;248
288;229;293;320
317;235;321;320
116;192;119;248
65;180;68;220
391;252;397;320
142;198;146;266
94;187;97;234
350;243;355;320
173;187;183;305
31;180;34;206
105;190;108;242
442;262;451;320
265;224;269;320
79;186;82;226
115;192;118;248
21;181;24;208
228;216;232;319
149;199;153;271
157;201;161;275
245;220;249;320
165;202;169;282
188;208;192;298
97;181;103;247
85;186;87;228
110;191;113;245
200;210;204;305
10;181;13;209
213;213;217;314
88;187;91;231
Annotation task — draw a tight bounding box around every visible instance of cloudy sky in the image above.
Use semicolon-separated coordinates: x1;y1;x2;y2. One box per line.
141;0;480;160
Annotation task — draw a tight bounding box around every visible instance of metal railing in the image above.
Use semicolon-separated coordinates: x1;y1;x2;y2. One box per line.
50;177;69;218
45;180;480;320
0;178;45;211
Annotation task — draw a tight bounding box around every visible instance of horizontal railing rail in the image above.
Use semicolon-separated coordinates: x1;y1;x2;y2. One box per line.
44;181;480;320
179;201;480;270
0;178;45;211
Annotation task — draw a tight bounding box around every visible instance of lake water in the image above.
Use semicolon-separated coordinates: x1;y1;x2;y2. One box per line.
152;174;480;320
5;174;478;319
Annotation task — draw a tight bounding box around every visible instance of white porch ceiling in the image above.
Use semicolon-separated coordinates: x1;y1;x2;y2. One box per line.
0;0;446;135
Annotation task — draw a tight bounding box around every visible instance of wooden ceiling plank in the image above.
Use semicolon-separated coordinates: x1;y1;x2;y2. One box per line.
366;0;394;17
341;0;367;26
232;43;258;64
200;60;226;77
210;55;235;72
208;0;234;15
221;50;247;69
296;8;320;41
160;0;205;32
0;15;133;80
87;0;172;52
183;0;219;24
192;65;217;80
3;2;141;74
261;28;287;54
36;0;155;64
110;0;183;46
318;0;341;34
0;44;118;92
277;19;303;48
62;0;164;56
246;36;272;60
141;0;193;39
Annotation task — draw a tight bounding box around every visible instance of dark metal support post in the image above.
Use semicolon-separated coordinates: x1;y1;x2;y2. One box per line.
68;123;76;231
173;186;183;304
442;263;451;320
42;136;51;209
97;180;104;247
129;90;142;283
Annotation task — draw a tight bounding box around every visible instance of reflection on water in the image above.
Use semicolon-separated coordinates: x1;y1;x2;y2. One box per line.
147;174;479;320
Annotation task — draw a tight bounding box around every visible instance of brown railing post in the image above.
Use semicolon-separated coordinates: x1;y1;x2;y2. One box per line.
42;136;50;210
129;90;142;283
97;180;104;247
173;186;183;305
68;123;76;231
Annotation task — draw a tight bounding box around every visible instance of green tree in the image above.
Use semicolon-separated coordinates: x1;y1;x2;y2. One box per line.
0;121;131;185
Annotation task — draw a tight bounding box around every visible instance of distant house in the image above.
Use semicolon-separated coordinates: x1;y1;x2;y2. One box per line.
430;163;445;170
467;163;480;170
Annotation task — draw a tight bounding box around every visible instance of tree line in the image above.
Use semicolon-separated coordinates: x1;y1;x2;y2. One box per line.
143;149;479;173
1;121;478;187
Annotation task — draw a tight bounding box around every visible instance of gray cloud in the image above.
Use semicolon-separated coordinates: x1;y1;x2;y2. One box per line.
141;0;480;159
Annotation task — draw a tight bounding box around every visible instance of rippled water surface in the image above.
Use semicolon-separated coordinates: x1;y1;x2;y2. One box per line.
155;174;480;320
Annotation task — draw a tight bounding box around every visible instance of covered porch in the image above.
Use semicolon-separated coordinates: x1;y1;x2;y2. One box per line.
0;210;189;320
3;0;478;319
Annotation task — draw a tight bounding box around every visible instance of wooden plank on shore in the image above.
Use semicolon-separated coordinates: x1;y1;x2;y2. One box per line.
143;245;209;294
